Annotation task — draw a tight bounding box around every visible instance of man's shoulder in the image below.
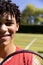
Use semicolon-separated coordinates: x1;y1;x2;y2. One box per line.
16;46;22;51
16;46;33;59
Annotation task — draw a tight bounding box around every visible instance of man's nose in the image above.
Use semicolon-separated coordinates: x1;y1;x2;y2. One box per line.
0;24;7;33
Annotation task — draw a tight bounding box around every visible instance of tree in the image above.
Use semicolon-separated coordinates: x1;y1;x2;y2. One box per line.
21;4;43;25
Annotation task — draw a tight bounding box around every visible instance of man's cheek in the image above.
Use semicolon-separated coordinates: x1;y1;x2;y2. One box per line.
11;28;16;34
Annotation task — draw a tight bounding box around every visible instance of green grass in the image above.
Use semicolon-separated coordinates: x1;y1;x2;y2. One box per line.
14;33;43;56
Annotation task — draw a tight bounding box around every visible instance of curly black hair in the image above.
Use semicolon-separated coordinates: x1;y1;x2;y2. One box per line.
0;0;21;24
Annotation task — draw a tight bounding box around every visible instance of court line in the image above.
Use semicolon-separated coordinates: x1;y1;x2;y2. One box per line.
24;38;37;50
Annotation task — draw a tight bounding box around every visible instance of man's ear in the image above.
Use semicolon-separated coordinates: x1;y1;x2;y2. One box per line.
16;23;19;31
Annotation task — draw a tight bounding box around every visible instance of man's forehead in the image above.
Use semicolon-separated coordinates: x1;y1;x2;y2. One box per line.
0;13;13;20
0;16;13;23
0;12;16;23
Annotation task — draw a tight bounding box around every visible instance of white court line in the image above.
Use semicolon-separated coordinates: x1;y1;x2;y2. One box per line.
24;38;37;50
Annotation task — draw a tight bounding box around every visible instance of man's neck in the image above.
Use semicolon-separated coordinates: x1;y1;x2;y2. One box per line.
0;43;16;59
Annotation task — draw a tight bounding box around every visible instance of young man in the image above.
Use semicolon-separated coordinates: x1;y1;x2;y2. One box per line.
0;0;40;65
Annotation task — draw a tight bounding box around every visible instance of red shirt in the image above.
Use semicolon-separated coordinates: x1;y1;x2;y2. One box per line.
3;47;33;65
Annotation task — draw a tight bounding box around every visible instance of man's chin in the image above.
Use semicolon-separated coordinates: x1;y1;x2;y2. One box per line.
0;39;11;46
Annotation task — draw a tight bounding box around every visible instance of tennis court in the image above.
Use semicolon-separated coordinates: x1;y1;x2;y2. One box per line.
14;33;43;56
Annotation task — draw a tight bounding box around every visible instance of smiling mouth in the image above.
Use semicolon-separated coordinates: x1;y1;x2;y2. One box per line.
0;34;11;38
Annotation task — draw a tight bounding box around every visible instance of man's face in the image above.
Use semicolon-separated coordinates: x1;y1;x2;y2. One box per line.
0;13;19;46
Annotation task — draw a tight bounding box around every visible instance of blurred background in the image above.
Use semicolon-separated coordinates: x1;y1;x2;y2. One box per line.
12;0;43;25
12;0;43;33
12;0;43;56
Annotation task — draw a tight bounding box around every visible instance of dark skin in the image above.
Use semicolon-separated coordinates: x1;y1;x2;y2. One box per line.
0;12;19;62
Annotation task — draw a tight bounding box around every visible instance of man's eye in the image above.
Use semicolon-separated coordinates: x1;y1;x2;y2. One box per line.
5;22;13;26
0;22;2;26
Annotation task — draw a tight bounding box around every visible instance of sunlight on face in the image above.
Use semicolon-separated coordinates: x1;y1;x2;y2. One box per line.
0;12;19;46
